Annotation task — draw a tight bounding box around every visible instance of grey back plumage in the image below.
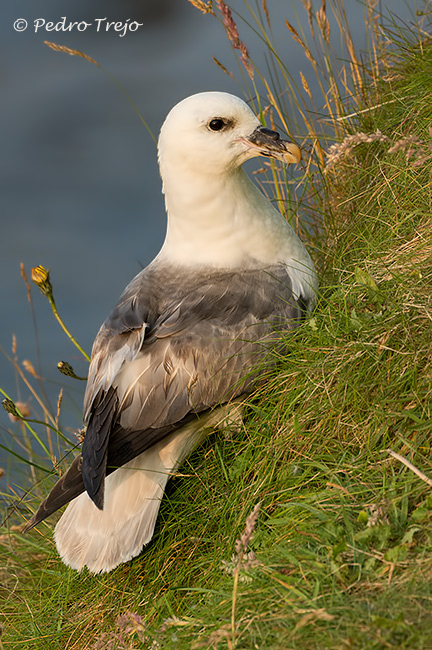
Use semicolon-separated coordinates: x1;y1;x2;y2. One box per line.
25;261;306;530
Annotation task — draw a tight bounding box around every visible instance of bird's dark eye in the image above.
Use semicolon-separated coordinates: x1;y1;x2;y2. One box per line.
208;118;225;131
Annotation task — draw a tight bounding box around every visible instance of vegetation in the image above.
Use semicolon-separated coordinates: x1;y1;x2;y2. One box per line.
1;1;431;648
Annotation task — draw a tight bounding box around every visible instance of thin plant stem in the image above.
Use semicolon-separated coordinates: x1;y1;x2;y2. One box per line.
1;388;51;456
47;294;90;362
0;344;59;427
44;41;156;145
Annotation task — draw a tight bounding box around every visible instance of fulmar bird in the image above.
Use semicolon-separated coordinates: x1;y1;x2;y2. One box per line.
24;91;317;573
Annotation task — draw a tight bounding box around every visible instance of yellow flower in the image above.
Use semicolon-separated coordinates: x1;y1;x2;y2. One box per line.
31;265;53;297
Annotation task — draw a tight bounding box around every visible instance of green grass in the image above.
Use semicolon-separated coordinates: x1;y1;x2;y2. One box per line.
1;4;432;649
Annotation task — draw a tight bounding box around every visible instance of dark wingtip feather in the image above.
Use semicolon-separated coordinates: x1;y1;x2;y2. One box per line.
88;483;105;510
22;514;39;533
81;387;118;509
22;455;85;532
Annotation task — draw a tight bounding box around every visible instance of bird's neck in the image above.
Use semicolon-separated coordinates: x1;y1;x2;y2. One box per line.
158;166;309;272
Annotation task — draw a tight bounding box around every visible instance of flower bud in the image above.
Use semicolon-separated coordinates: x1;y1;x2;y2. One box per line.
3;399;30;422
31;265;53;297
2;398;18;416
57;361;86;380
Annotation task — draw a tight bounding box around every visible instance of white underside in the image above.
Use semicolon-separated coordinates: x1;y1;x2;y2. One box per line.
54;403;242;574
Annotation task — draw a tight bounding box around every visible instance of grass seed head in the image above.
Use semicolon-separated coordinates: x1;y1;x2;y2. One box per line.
187;0;214;14
235;502;261;556
44;41;98;65
22;360;38;378
217;0;254;79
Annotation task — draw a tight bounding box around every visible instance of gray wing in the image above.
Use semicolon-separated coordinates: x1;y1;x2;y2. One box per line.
25;262;305;529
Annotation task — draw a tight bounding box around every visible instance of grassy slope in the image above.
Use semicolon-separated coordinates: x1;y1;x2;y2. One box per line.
1;31;432;650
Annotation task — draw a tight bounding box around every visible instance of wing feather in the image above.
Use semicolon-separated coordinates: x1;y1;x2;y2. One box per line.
26;262;306;525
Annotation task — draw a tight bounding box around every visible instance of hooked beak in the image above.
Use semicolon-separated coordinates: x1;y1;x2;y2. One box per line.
241;126;301;164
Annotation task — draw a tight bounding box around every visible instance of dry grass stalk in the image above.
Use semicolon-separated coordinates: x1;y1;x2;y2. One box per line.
22;360;38;378
260;75;321;169
55;389;63;430
217;1;254;79
384;449;432;488
236;502;261;556
187;0;214;14
294;608;335;632
331;0;364;97
300;71;313;101
194;624;233;650
316;5;330;43
301;0;315;38
326;130;390;170
327;127;432;171
262;0;270;28
286;10;344;131
231;503;261;638
44;41;98;66
211;56;234;77
20;262;32;305
373;219;432;281
334;96;409;122
92;611;147;649
366;0;382;85
3;348;55;426
261;80;288;132
388;131;432;166
285;20;315;65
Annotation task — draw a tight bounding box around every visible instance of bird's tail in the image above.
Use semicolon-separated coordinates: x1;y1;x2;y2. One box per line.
54;418;212;574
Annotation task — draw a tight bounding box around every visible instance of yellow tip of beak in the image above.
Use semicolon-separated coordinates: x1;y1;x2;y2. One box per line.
283;142;302;164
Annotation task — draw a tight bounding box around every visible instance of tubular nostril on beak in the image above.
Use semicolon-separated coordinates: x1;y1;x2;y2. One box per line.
243;125;300;164
257;126;280;141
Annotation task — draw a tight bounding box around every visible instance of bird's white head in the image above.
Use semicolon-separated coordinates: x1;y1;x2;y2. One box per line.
158;91;301;180
156;91;314;281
